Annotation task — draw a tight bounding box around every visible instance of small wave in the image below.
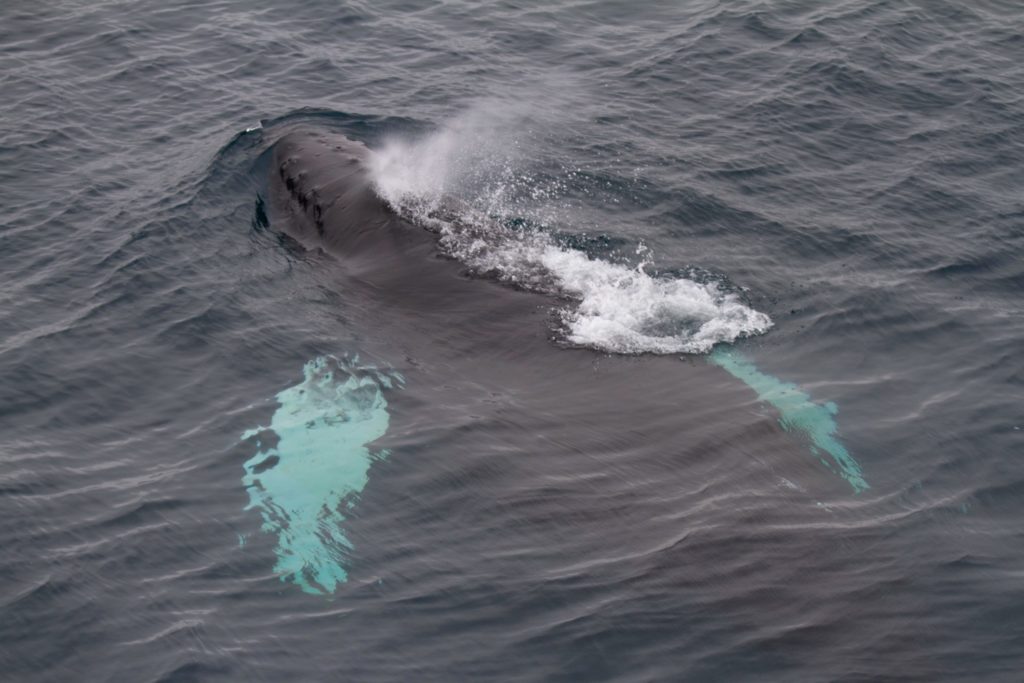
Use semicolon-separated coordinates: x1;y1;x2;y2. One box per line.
369;106;772;354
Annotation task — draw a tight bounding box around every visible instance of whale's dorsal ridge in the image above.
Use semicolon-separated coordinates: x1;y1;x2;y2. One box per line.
268;129;435;266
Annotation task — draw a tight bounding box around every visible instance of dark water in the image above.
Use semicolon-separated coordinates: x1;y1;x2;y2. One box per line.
2;0;1023;680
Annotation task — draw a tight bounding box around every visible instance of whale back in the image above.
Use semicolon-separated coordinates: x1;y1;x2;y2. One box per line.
270;130;436;263
267;129;550;315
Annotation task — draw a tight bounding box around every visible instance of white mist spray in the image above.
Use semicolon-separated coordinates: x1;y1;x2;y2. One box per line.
369;101;773;354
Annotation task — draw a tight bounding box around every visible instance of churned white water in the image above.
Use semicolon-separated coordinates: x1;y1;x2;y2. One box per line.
370;106;772;354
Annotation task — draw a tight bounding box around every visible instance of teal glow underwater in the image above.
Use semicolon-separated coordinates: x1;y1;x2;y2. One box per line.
709;348;868;493
241;356;403;594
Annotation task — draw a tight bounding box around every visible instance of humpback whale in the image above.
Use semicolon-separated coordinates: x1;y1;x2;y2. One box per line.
244;127;866;593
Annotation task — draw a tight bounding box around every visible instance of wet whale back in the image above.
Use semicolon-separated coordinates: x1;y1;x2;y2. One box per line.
270;130;436;264
268;129;554;318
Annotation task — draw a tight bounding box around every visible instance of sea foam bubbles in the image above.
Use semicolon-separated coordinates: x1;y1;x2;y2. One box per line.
370;105;772;354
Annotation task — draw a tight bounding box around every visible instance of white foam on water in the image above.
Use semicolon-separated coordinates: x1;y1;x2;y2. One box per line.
370;104;772;354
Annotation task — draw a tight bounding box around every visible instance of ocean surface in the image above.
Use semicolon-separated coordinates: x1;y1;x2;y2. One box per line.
2;0;1023;680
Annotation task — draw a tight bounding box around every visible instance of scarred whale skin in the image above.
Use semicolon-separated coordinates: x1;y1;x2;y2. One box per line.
271;131;403;256
269;129;456;305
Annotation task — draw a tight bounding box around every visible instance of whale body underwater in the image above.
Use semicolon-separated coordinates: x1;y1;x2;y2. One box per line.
240;127;868;594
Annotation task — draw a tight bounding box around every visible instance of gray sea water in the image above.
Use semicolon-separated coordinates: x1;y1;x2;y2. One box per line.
2;1;1023;681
